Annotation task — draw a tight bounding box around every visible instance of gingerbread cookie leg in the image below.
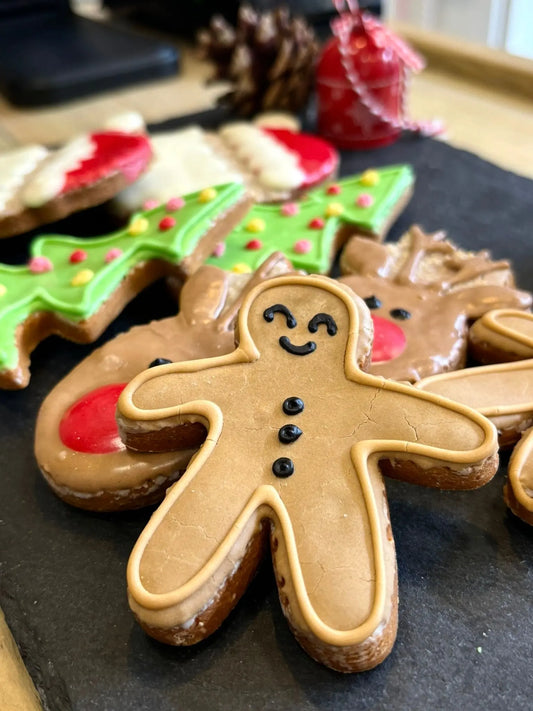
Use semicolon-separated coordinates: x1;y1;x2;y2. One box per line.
35;254;293;511
118;275;497;671
468;309;533;364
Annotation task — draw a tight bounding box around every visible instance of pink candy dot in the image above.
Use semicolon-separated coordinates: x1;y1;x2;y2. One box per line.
308;217;325;229
246;239;262;250
293;240;312;254
356;193;374;208
159;216;176;231
166;196;185;212
211;242;226;258
104;248;123;263
143;199;159;210
327;184;341;195
280;202;299;217
69;249;87;264
28;256;53;273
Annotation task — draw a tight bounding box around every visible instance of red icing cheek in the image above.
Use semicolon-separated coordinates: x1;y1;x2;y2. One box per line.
59;383;128;454
371;315;407;363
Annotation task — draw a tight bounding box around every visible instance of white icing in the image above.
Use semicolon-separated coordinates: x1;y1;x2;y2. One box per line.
21;134;95;207
253;112;301;131
114;127;242;212
0;145;49;211
220;122;304;190
104;111;146;134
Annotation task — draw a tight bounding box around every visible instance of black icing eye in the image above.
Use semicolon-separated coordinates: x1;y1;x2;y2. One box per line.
263;304;297;328
148;357;172;368
308;312;337;336
390;308;411;320
364;295;382;310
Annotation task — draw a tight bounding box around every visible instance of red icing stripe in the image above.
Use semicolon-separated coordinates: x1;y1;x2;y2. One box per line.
59;383;127;454
262;128;338;189
61;132;152;195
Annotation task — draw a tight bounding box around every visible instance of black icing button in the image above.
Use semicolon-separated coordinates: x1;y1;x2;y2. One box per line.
272;457;294;478
149;357;173;368
278;424;303;444
282;397;304;415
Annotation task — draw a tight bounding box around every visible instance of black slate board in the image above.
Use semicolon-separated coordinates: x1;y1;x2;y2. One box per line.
1;130;533;711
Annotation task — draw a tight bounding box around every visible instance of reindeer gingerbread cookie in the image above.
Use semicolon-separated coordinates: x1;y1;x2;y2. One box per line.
417;309;533;526
117;274;498;672
339;226;531;382
35;253;293;511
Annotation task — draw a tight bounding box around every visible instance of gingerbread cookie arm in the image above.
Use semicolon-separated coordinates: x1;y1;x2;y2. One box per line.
416;362;533;447
469;309;533;364
506;427;533;525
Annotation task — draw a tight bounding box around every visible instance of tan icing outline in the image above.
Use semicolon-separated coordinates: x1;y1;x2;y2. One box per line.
508;429;533;512
119;274;496;647
416;360;533;419
474;309;533;350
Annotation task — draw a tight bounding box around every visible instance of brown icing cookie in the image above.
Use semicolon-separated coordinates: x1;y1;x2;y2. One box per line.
338;226;531;382
35;253;293;511
0;131;152;239
117;274;497;672
469;309;533;364
417;309;533;525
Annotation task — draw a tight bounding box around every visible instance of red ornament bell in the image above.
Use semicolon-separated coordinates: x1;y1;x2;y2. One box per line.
317;2;439;149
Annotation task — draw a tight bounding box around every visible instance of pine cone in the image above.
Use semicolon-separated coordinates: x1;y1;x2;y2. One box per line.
198;4;319;116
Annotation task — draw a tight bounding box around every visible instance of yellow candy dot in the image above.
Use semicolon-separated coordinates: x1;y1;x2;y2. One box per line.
360;169;380;187
198;187;218;203
128;217;149;236
71;269;94;286
245;218;266;233
231;263;252;274
325;202;344;217
0;284;6;297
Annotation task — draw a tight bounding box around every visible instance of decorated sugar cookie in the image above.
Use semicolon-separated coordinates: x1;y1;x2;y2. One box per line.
113;121;339;214
417;309;533;525
117;274;497;672
207;165;414;274
339;226;531;382
0;131;152;238
0;183;251;389
35;253;293;511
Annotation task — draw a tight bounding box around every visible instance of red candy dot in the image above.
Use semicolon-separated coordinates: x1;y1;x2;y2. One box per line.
159;216;176;230
69;249;88;264
28;256;53;273
308;217;325;229
371;315;407;363
327;184;341;195
59;383;127;454
246;239;263;250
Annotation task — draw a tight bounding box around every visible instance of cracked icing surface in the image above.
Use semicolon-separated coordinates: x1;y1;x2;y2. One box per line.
118;275;496;666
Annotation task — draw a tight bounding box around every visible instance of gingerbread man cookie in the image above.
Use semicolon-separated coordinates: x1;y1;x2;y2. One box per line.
0;130;152;238
117;274;497;672
35;253;293;511
339;226;531;381
417;309;533;526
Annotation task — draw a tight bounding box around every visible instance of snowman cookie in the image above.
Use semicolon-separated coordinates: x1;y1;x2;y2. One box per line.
117;274;497;672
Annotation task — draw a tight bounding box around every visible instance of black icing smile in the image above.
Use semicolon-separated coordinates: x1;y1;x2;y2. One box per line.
279;336;317;356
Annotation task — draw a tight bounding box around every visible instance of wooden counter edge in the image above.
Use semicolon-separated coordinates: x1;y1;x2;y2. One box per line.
391;21;533;101
0;609;43;710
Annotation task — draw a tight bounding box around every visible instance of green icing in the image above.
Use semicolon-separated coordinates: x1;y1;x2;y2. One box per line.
207;165;414;273
0;183;244;371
